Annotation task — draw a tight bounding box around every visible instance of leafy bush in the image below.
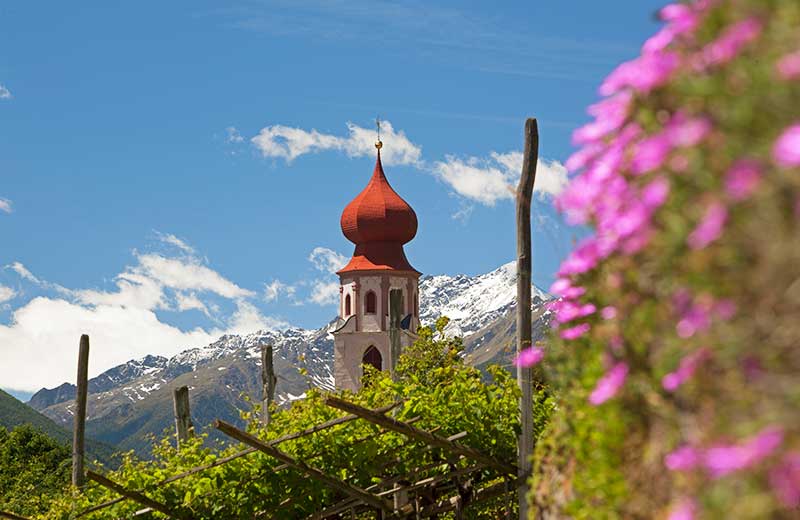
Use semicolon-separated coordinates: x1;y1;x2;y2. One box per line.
0;425;71;516
526;1;800;518
43;320;552;519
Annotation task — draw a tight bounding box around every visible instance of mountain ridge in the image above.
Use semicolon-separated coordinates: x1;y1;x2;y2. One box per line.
28;261;552;456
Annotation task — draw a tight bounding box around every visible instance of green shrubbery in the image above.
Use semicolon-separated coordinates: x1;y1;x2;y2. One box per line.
0;425;71;516
40;319;552;519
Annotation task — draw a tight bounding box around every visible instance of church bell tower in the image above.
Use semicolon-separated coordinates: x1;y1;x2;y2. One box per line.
331;136;420;391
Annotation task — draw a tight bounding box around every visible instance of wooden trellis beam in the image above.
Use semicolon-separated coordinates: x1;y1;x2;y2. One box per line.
76;401;402;517
417;478;519;518
325;397;518;476
214;419;396;516
0;511;32;520
86;470;193;520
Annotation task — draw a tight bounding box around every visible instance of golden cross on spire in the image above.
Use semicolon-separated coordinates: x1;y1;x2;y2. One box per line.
375;116;383;150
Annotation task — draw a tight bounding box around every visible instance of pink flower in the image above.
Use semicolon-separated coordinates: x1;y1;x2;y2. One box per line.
514;346;545;368
713;298;737;320
643;26;678;55
666;114;712;147
667;498;697;520
589;362;628;405
600;51;679;96
631;132;673;174
776;50;800;80
704;426;784;478
641;177;670;210
560;323;591;340
573;92;632;145
665;445;702;471
600;306;617;320
660;4;699;35
725;160;762;200
772;123;800;168
741;355;763;381
565;142;605;172
558;238;603;276
662;348;711;391
687;201;727;249
676;304;711;338
770;452;800;508
554;301;597;324
698;18;762;68
620;226;653;254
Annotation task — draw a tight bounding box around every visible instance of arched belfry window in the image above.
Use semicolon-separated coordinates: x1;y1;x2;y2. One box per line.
362;345;382;372
414;293;418;317
365;290;377;314
344;294;352;316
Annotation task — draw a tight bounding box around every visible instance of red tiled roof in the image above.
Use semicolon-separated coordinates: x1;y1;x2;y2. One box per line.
338;150;419;274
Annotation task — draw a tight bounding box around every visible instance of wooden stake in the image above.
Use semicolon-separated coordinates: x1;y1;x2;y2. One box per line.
261;344;277;427
172;385;194;448
86;470;192;520
388;289;403;378
515;117;539;519
72;334;90;489
214;419;395;515
325;397;517;476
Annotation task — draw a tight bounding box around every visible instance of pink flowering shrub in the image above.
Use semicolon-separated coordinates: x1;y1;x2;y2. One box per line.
530;1;800;518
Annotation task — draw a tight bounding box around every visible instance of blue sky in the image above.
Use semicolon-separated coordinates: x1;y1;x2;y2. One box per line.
0;1;664;395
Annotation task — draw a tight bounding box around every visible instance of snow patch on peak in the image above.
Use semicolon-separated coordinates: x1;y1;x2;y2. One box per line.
419;260;549;337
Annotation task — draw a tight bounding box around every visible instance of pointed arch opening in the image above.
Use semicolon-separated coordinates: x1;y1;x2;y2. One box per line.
365;290;377;314
362;345;382;372
344;294;352;316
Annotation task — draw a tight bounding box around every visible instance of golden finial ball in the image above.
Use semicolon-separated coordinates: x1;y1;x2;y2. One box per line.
375;140;383;150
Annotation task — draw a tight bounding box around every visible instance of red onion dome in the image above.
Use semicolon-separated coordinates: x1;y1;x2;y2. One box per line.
338;147;419;274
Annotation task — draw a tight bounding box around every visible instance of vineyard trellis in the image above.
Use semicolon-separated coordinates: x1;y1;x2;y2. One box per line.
0;337;522;520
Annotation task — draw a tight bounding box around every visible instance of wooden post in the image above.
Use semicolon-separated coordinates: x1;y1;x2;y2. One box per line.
72;334;90;489
261;344;277;427
86;470;193;520
173;386;194;447
515;117;539;519
388;289;403;378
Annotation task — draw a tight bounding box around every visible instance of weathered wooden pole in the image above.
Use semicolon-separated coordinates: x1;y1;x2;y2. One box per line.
388;289;403;379
173;385;194;447
261;344;277;427
72;334;90;489
516;117;539;519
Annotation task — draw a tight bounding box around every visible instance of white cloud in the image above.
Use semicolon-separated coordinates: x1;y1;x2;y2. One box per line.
7;262;41;284
1;239;287;392
174;292;210;315
0;286;16;304
251;120;422;166
308;247;348;273
225;126;244;143
451;203;474;223
0;198;12;214
138;254;254;299
0;85;10;100
154;231;196;255
308;280;340;306
305;248;348;306
247;119;567;207
263;279;296;302
433;152;568;206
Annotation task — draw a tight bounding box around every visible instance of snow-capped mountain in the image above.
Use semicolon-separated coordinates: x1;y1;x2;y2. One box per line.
419;260;548;337
28;261;551;455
